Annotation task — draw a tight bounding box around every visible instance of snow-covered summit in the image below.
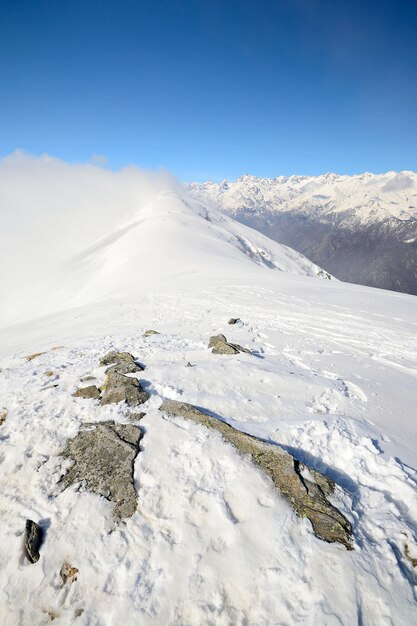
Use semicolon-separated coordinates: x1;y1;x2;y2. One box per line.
189;170;417;224
188;170;417;294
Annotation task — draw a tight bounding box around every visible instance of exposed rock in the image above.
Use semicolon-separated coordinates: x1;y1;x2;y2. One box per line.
80;375;96;382
106;360;143;375
44;370;55;377
159;399;352;549
144;329;160;336
0;407;8;426
25;351;47;362
59;421;142;522
127;411;146;421
186;362;195;367
24;519;43;563
99;351;139;366
73;385;101;400
228;318;241;325
60;561;79;585
212;341;240;355
100;371;149;406
208;334;250;355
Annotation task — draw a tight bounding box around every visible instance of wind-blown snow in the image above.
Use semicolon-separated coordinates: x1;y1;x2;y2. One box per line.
0;156;417;625
0;153;328;327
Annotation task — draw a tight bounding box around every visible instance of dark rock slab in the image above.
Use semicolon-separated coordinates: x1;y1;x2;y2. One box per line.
159;399;352;549
228;318;241;325
60;421;142;522
24;519;43;563
100;371;149;406
73;385;101;400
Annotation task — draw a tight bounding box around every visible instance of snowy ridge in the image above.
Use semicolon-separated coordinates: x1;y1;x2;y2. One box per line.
1;190;329;327
1;166;417;625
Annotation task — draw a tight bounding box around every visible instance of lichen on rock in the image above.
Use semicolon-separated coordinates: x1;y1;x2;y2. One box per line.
159;399;352;549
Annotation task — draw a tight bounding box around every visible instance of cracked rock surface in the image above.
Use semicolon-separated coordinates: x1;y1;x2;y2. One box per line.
60;421;142;522
159;399;352;549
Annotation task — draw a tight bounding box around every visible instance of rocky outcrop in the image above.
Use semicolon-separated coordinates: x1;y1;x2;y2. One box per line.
208;334;250;355
228;318;241;325
100;371;149;406
60;421;142;522
24;519;43;563
99;351;142;367
159;400;352;549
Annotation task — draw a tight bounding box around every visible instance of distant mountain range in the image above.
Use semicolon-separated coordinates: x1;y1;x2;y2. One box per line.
188;171;417;295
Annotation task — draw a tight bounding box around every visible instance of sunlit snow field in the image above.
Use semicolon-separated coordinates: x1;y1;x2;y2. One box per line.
0;155;416;625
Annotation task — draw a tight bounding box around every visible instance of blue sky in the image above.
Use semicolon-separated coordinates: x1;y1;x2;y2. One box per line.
1;0;416;180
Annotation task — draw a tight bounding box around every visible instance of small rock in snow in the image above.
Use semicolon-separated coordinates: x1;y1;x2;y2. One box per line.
208;334;250;355
0;407;8;426
73;385;101;400
24;519;43;563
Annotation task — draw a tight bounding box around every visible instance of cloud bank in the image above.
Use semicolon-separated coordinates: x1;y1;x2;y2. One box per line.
0;151;178;327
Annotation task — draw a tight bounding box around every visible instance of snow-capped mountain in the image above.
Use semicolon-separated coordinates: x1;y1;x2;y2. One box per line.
188;171;417;294
1;158;417;625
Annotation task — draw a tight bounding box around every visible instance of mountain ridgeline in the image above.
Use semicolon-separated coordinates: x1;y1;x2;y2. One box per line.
188;171;417;295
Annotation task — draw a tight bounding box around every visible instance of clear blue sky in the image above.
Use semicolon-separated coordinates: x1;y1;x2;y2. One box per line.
1;0;416;180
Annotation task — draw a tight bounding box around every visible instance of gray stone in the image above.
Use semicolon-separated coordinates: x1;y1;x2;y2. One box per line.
73;385;101;400
99;351;138;366
24;519;43;563
59;421;142;522
228;318;241;325
106;360;143;375
127;412;146;422
208;334;250;355
159;400;352;549
100;371;149;407
144;329;160;336
212;341;240;355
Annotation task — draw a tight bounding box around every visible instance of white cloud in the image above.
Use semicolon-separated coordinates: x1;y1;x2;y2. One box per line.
0;151;178;327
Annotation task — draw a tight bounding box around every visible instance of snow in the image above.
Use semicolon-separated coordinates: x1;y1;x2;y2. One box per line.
1;156;417;625
188;170;417;226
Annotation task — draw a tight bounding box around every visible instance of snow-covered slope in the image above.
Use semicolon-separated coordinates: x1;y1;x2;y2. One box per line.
0;189;329;327
1;164;417;625
188;171;417;294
